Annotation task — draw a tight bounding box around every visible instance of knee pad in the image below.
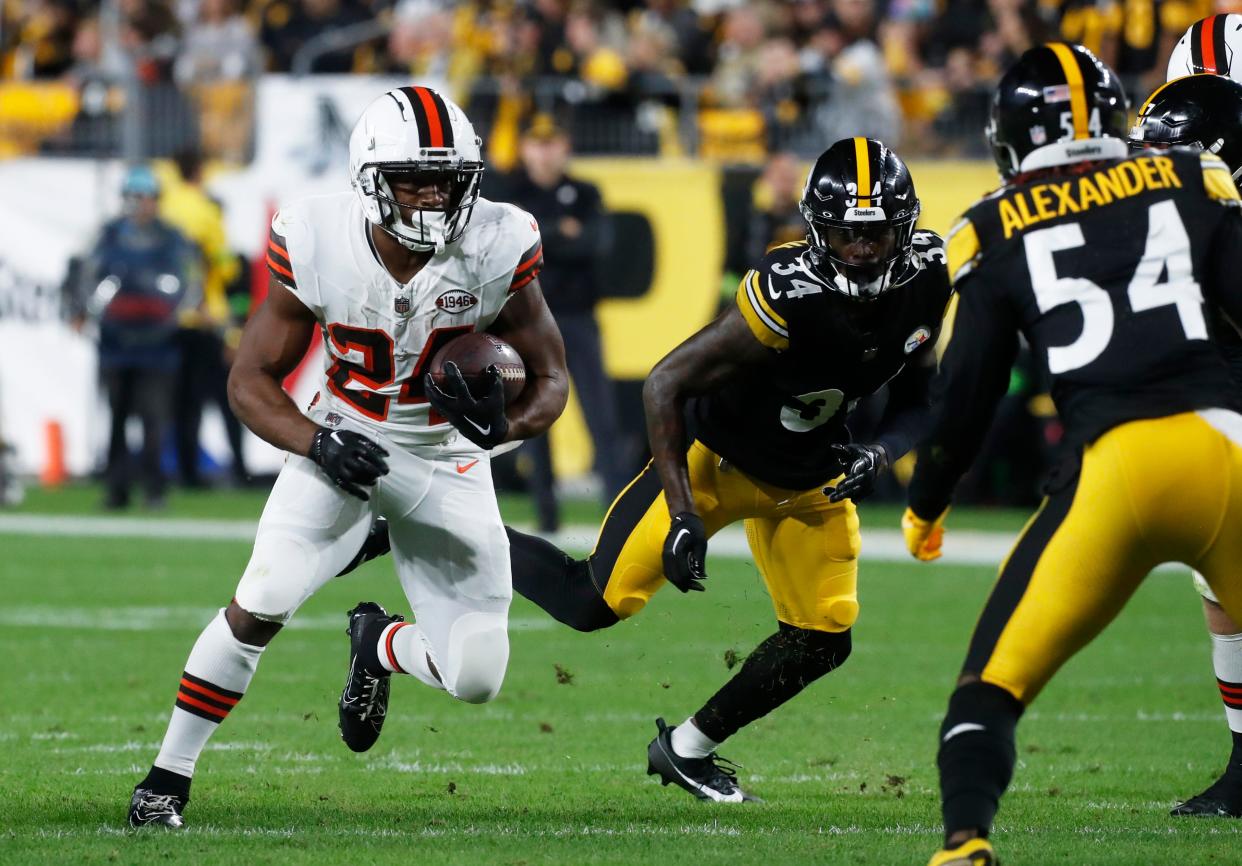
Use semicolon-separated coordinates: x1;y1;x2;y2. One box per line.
234;531;321;623
441;612;509;704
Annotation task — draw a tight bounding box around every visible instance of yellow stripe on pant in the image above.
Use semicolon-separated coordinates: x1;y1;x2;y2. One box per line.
965;411;1242;704
589;441;861;631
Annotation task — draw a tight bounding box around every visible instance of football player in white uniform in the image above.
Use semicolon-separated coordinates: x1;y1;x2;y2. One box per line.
128;86;568;829
1142;18;1242;817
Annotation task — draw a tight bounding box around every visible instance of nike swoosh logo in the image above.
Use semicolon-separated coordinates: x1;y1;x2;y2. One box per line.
456;459;479;474
671;528;689;555
767;275;781;300
942;722;986;743
463;417;491;436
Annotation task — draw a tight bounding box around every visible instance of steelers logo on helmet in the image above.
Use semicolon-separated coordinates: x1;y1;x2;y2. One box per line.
986;43;1129;180
349;85;485;253
1130;73;1242;179
798;137;921;299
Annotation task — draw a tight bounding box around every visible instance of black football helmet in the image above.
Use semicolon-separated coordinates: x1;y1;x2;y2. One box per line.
798;137;920;299
1129;74;1242;178
987;43;1129;179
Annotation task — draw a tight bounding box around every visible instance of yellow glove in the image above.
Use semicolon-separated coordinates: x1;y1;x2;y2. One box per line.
902;506;948;562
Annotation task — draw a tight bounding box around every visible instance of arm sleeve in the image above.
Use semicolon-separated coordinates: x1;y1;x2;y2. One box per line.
1204;208;1242;333
734;268;789;351
907;276;1019;518
267;208;321;315
874;346;935;463
510;231;544;294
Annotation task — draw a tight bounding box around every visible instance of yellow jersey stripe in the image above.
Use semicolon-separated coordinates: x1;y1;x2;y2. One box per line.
736;271;790;350
854;137;872;201
946;217;981;283
748;270;788;331
1047;42;1088;139
1203;159;1242;202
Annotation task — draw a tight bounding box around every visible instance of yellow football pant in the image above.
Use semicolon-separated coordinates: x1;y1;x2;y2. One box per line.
588;440;861;632
966;411;1242;704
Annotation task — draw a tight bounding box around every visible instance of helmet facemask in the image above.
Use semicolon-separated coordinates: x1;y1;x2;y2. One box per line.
357;162;483;253
802;204;919;299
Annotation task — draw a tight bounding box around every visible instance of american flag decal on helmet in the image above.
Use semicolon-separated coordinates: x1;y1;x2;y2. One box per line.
388;86;455;148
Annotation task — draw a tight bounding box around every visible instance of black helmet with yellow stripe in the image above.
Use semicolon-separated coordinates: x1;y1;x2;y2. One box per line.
1130;74;1242;179
987;43;1129;180
798;137;920;299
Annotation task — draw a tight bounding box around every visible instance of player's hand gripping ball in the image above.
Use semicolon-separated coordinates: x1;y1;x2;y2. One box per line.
425;333;526;449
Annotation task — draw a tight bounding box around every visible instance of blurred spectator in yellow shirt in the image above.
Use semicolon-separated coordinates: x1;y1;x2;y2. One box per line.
160;149;250;487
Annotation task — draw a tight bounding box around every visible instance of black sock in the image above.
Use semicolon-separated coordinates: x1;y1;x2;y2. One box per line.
507;526;618;632
693;624;851;743
138;765;191;800
1227;729;1242;775
937;681;1024;844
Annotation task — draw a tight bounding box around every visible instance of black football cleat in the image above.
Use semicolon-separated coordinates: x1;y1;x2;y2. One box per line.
128;787;187;829
339;601;402;753
646;717;759;803
1172;773;1242;817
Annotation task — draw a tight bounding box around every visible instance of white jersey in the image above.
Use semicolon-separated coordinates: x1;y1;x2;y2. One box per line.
267;193;543;449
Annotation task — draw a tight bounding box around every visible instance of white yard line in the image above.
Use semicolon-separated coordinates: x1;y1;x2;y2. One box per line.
0;512;1019;565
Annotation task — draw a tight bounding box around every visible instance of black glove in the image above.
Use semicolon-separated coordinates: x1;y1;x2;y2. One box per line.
825;443;889;503
424;361;510;449
309;427;389;501
662;511;708;593
337;517;392;577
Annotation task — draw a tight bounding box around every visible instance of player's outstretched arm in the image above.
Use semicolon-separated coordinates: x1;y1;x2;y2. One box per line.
644;305;770;516
226;277;323;457
488;277;569;442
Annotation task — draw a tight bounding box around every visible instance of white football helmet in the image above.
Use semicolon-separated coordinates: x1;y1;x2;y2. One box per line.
349;86;484;253
1167;14;1242;82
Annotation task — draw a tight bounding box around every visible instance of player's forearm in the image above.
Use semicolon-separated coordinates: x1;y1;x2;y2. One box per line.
642;369;695;515
503;369;569;441
875;362;934;462
227;367;318;457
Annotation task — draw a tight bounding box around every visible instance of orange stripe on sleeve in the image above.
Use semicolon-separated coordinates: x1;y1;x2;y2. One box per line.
267;254;295;281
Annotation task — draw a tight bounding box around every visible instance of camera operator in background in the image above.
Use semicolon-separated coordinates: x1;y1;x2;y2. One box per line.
500;114;629;532
161;149;251;488
83;165;196;510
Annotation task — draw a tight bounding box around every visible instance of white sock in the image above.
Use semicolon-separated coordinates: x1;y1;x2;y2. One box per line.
671;716;721;759
377;621;444;691
153;610;264;778
1212;632;1242;733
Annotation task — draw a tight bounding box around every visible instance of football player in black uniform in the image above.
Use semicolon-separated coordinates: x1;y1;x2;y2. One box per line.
1131;71;1242;819
506;137;954;801
903;44;1242;866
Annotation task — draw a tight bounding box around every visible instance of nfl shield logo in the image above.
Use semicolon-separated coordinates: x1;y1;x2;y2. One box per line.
1029;126;1047;146
394;296;411;315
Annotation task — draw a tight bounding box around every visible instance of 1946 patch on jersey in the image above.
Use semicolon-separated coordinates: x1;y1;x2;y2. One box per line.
435;290;479;314
904;327;931;353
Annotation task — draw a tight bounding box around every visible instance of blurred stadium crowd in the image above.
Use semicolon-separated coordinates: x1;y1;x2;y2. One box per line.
4;0;1233;162
3;0;1215;515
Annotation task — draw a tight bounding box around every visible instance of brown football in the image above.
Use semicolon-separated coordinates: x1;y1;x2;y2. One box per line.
430;332;526;402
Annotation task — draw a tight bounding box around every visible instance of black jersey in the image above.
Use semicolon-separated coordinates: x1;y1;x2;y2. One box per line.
693;233;954;490
909;149;1242;516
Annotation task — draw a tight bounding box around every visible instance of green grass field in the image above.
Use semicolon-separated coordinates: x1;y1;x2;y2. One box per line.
2;488;1240;864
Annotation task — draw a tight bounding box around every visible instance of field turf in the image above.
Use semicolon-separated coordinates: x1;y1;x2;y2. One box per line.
2;487;1240;864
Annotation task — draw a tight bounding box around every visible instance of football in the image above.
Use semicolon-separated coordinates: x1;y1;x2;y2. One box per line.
429;332;526;402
